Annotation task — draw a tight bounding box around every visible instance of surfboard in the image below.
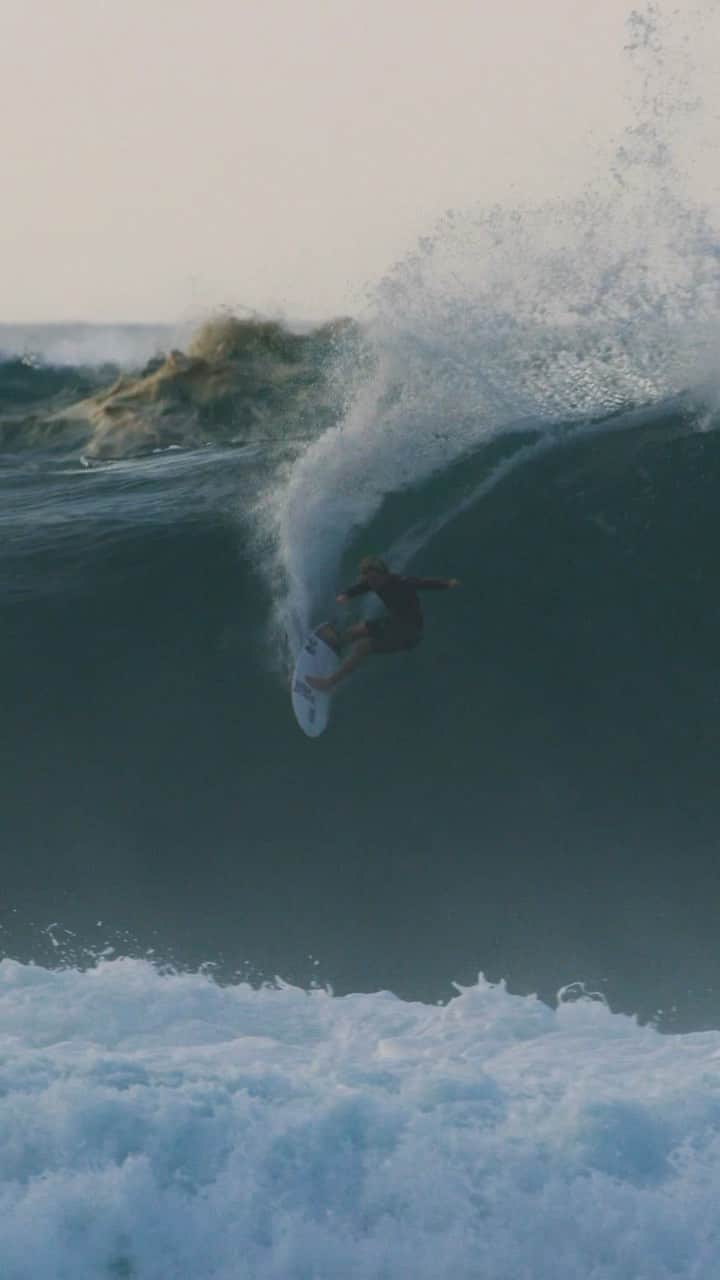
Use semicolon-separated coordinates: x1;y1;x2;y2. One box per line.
291;623;341;737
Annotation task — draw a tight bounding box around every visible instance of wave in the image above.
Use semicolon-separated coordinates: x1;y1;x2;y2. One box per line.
3;5;720;1027
0;356;101;408
262;183;720;651
3;390;720;1029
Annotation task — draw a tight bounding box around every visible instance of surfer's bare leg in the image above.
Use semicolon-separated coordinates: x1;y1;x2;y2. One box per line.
307;638;373;691
342;621;368;647
315;621;365;654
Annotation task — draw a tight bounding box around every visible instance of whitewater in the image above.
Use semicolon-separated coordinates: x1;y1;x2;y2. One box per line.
2;959;720;1280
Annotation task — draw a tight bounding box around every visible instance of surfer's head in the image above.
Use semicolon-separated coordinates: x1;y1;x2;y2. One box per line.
359;555;389;579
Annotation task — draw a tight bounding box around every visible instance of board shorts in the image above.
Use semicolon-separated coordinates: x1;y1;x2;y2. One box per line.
365;615;422;654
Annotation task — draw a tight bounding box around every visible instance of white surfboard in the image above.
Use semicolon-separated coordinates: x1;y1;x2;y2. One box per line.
291;623;341;737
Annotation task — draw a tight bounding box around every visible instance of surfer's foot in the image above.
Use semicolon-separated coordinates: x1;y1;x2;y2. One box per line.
306;674;333;692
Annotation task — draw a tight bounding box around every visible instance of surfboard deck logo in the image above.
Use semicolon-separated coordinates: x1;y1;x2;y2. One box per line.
291;623;341;737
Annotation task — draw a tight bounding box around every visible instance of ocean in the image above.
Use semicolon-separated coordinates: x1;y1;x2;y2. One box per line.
3;183;720;1273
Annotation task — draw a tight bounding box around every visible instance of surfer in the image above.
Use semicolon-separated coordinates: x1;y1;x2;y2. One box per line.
306;556;461;692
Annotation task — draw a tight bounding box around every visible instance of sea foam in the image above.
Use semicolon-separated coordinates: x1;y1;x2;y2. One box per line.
1;957;719;1278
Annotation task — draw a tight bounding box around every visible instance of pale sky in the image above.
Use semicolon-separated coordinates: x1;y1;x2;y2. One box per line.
1;0;715;323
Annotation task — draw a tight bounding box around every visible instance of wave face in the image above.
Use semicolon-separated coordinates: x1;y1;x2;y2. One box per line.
3;373;720;1030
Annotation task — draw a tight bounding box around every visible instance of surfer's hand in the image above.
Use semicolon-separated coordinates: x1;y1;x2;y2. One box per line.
448;579;461;588
336;593;349;604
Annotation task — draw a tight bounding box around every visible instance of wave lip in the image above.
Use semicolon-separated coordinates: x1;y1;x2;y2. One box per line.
2;958;720;1279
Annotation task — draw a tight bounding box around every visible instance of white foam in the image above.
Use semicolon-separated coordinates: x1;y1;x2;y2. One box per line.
2;958;720;1279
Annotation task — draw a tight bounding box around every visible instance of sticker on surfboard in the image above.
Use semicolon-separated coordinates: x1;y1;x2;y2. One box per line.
291;623;341;737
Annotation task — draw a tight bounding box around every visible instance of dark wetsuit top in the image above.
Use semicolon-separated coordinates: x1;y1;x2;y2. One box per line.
344;574;451;652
